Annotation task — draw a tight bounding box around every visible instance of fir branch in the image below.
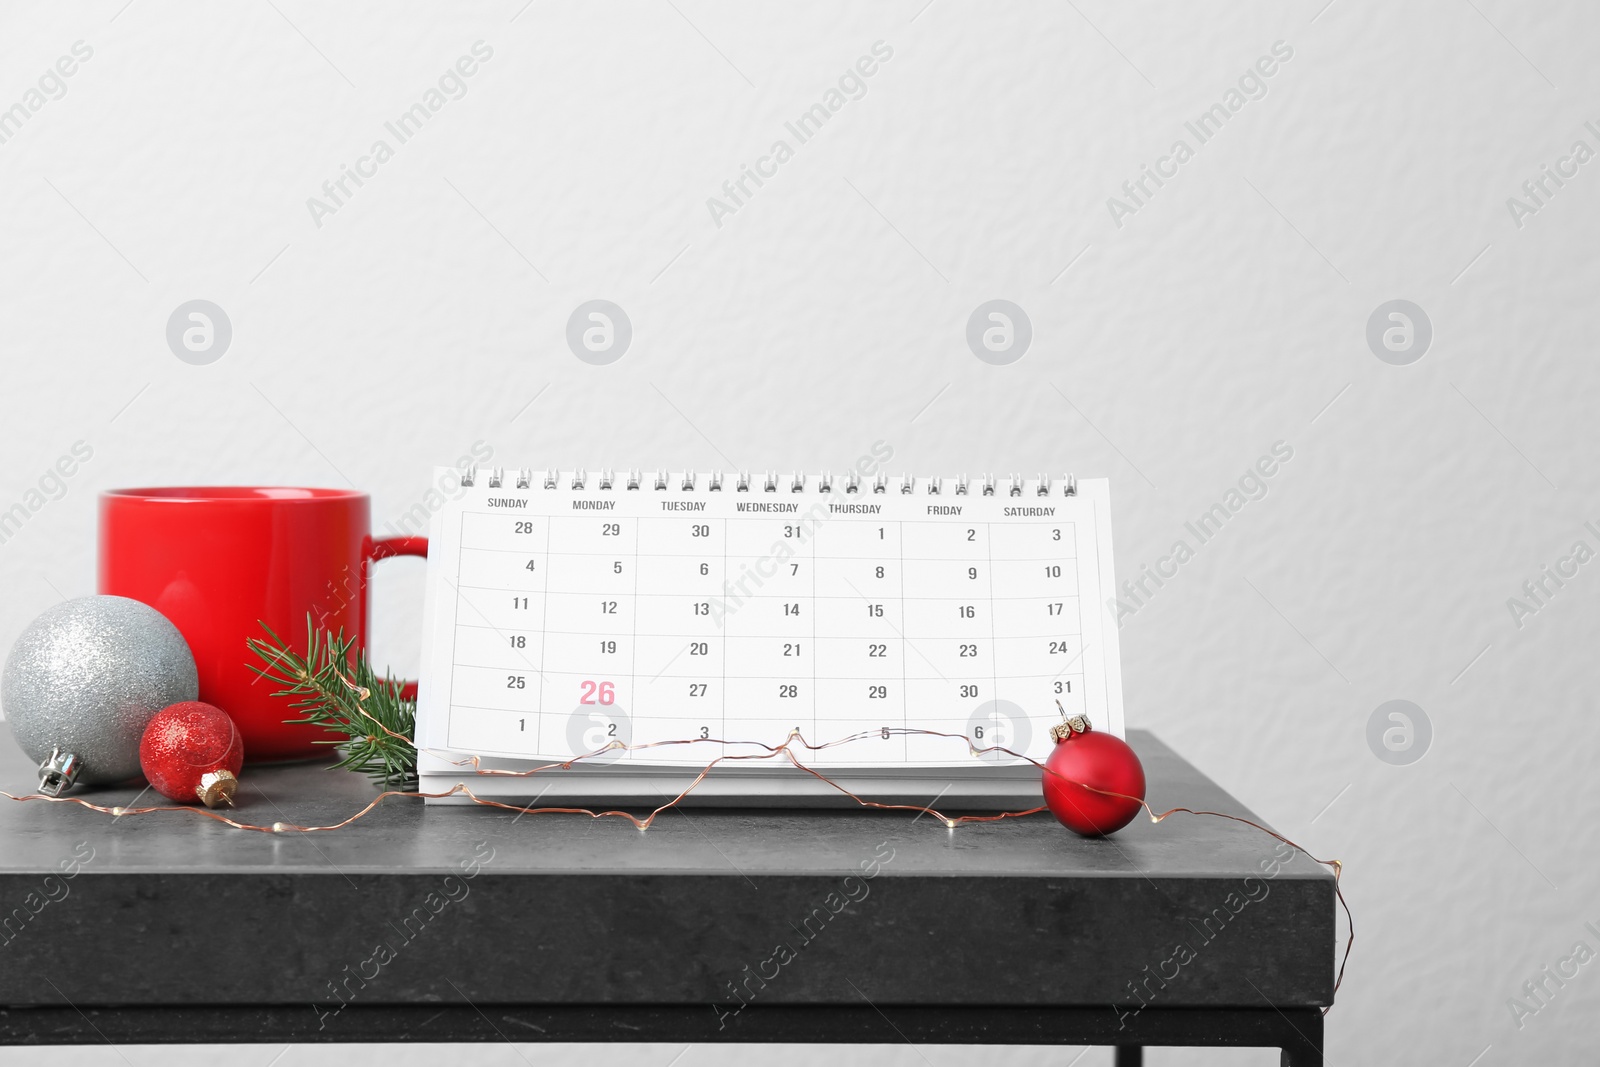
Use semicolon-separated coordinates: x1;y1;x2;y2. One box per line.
247;616;417;786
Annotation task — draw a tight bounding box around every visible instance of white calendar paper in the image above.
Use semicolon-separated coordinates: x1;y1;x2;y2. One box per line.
416;471;1124;807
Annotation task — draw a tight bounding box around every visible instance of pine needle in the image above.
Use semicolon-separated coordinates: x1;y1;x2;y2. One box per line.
247;615;417;787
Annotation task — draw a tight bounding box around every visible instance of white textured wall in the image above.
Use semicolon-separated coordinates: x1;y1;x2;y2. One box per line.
3;1;1599;1064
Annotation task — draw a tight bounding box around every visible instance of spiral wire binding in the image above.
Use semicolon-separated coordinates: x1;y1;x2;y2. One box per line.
455;469;1085;495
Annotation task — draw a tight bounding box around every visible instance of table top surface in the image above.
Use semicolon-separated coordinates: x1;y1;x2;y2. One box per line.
0;725;1337;1011
0;726;1328;883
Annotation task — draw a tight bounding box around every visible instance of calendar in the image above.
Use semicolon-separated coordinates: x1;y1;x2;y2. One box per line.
415;469;1124;807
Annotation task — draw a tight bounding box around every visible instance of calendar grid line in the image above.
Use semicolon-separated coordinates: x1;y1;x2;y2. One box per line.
431;716;1058;767
642;642;691;683
444;580;546;675
534;517;552;754
457;545;1080;563
446;509;465;752
719;517;727;758
442;568;564;751
839;572;952;690
986;522;998;707
443;702;1083;722
895;520;908;761
810;520;818;743
447;622;1083;641
451;585;1084;603
435;490;1118;765
896;622;953;684
1088;497;1105;726
453;666;1087;683
459;512;1078;527
1076;531;1087;704
627;517;642;762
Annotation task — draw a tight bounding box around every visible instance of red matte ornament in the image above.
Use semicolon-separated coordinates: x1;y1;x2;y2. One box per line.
139;701;244;808
1041;706;1145;836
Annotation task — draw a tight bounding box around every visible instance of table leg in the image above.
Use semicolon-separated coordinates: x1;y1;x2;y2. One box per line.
1113;1047;1143;1067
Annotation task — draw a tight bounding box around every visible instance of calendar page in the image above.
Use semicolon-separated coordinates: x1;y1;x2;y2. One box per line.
415;471;1123;773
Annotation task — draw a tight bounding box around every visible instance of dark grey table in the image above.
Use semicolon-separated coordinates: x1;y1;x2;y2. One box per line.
0;727;1334;1065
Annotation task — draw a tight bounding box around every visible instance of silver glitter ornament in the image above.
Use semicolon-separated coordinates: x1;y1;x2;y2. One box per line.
3;595;198;794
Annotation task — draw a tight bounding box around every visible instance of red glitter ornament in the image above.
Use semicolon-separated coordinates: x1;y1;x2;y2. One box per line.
139;701;244;808
1041;704;1145;836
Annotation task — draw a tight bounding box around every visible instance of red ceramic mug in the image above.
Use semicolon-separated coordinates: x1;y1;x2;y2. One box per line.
98;487;427;760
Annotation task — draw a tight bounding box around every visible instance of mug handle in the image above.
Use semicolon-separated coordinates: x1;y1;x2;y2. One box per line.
367;535;429;700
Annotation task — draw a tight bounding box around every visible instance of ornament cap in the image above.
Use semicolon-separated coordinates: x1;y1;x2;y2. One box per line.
196;769;238;809
1050;700;1093;742
37;747;81;797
